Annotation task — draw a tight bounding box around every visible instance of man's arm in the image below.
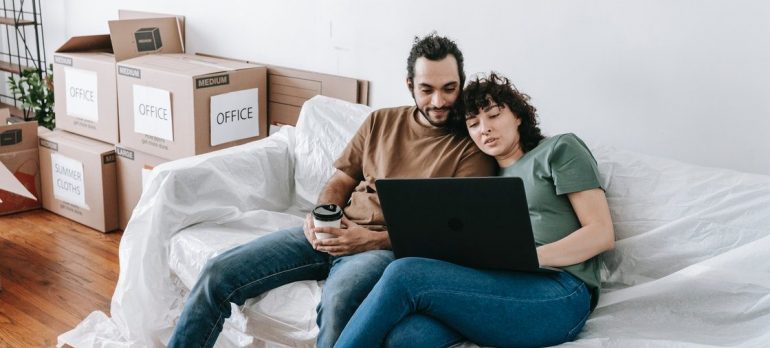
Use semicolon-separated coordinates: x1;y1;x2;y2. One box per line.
318;169;359;208
306;169;391;255
303;169;358;244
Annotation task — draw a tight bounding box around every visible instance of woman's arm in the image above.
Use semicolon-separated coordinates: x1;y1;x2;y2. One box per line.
537;188;615;267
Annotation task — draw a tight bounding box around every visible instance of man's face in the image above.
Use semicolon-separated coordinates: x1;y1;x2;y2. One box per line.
408;56;461;127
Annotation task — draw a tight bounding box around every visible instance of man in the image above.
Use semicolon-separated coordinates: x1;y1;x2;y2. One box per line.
168;33;496;348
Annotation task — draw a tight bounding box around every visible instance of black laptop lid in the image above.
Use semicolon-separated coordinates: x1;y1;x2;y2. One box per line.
376;177;540;271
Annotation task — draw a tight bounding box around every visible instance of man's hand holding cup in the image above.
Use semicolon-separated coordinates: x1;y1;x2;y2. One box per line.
312;204;343;239
304;203;343;247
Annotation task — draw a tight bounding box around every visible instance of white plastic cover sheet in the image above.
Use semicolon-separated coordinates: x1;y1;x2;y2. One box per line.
57;128;300;347
58;96;372;347
291;95;373;212
561;146;770;348
59;95;770;347
167;214;322;348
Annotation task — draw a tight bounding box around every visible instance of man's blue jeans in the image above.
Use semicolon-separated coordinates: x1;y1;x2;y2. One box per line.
167;226;394;348
335;257;592;348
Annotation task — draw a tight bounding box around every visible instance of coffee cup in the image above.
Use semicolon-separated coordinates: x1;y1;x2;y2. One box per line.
312;204;343;240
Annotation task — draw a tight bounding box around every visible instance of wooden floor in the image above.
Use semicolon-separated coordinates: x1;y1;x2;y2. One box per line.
0;209;122;347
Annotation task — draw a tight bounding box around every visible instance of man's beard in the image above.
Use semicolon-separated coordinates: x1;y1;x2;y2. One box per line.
412;97;455;128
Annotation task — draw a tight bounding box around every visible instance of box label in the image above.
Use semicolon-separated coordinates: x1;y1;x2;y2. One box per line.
134;27;162;52
39;138;58;151
59;201;84;216
54;55;73;66
115;146;135;160
196;74;229;89
103;153;116;164
73;118;97;130
118;65;141;79
140;135;169;150
133;85;173;141
210;88;259;146
65;67;99;122
1;128;22;146
51;153;89;210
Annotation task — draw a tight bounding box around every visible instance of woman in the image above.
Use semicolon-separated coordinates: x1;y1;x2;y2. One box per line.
334;72;615;348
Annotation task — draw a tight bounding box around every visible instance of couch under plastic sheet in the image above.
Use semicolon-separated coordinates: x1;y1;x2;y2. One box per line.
59;96;770;347
168;213;321;348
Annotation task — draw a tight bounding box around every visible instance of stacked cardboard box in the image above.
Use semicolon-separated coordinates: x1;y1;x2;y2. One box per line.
53;16;185;145
0;109;41;215
116;53;267;160
112;54;267;229
114;145;167;230
26;8;272;233
53;35;119;145
47;11;270;232
43;13;186;232
38;130;118;232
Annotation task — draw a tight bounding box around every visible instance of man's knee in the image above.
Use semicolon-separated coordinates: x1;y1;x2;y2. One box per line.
317;279;360;319
351;249;396;270
315;251;395;332
327;250;395;289
315;284;354;348
194;257;232;301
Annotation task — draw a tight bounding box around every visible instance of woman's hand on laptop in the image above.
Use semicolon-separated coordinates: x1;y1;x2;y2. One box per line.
313;217;390;256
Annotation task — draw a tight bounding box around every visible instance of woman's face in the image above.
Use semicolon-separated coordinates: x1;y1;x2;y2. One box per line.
466;102;523;165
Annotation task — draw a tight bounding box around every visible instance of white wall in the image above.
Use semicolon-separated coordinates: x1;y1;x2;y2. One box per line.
49;0;770;175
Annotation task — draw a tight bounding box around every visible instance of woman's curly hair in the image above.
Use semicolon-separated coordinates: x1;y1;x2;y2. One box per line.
462;72;545;153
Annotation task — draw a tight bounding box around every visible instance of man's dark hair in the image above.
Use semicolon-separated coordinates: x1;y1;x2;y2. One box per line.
406;33;465;88
463;72;545;152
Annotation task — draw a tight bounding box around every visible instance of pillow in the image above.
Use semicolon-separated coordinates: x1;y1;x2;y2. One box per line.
293;96;372;212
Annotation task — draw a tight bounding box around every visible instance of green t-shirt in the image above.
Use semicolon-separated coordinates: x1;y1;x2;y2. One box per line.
499;133;603;307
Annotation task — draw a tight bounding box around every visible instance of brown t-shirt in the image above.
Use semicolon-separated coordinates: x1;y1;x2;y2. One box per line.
334;105;497;229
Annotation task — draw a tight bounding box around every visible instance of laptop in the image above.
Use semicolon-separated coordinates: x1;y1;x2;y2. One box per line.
375;177;560;272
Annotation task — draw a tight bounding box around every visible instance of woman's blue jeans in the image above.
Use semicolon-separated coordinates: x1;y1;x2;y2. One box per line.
335;257;591;348
167;226;394;348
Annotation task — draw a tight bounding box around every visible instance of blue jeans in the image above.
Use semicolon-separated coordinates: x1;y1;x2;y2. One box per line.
335;257;591;348
168;226;394;348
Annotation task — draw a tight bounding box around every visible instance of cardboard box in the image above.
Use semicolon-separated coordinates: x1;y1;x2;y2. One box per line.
196;53;370;126
116;9;186;44
53;35;120;144
108;16;185;62
116;54;267;160
38;130;118;233
115;144;167;230
0;109;41;215
53;14;185;145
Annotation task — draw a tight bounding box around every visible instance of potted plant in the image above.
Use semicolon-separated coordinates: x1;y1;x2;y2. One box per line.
7;64;55;130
